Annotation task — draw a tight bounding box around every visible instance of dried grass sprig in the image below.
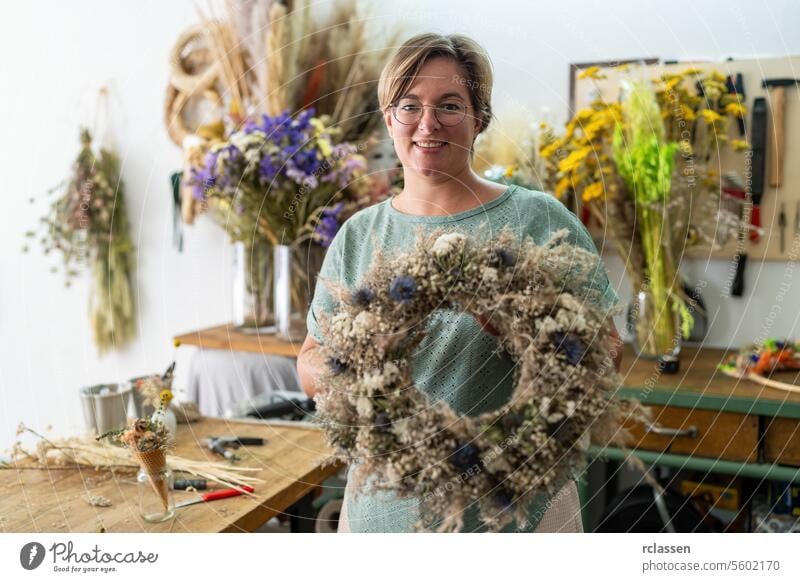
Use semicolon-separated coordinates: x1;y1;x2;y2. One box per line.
7;424;262;494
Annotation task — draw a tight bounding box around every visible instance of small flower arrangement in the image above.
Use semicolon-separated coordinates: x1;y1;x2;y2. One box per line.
314;229;639;532
189;108;368;246
104;418;173;453
98;417;174;512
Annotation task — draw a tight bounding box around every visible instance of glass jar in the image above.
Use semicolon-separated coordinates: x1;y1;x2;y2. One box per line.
626;286;682;373
273;242;325;342
232;240;275;331
137;466;175;523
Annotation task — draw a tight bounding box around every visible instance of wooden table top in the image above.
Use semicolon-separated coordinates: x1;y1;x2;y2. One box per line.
617;345;800;418
0;418;342;533
174;324;302;358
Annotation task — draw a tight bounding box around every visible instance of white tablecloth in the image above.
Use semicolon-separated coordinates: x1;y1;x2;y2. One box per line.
184;348;302;417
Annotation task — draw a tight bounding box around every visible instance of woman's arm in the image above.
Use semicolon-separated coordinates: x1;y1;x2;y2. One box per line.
297;334;326;399
609;320;623;371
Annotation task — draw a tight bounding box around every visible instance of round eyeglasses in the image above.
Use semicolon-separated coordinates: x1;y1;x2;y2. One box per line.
390;97;468;127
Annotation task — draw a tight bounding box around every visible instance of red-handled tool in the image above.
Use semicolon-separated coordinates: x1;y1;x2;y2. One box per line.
174;485;254;509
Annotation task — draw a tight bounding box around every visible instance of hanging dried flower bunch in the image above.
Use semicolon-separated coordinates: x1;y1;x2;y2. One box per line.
25;128;137;353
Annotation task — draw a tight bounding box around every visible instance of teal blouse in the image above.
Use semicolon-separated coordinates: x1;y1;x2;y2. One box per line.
307;185;618;532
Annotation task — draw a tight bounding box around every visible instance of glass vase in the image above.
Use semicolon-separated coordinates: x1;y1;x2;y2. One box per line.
137;465;175;523
273;242;325;342
232;240;275;332
627;285;682;373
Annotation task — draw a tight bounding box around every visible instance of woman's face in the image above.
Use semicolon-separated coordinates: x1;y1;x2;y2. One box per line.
384;57;482;180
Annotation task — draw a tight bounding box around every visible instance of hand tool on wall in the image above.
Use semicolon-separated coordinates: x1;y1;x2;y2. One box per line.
748;97;768;242
723;172;748;297
174;485;255;509
779;202;787;254
726;73;746;136
761;78;799;188
795;201;800;245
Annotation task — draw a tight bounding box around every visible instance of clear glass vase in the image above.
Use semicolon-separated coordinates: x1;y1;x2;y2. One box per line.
137;466;175;523
232;240;275;332
627;286;682;373
273;242;325;342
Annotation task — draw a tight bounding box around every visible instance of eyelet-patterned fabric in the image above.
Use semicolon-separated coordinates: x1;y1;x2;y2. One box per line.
307;185;618;532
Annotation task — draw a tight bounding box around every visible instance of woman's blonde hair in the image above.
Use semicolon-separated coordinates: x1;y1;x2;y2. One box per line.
377;33;494;135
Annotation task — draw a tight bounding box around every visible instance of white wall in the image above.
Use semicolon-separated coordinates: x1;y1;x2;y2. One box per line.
2;0;798;448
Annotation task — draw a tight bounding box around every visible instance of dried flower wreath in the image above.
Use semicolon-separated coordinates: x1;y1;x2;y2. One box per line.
314;229;634;531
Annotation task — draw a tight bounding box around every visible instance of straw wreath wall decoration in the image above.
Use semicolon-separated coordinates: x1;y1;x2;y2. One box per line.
314;229;637;532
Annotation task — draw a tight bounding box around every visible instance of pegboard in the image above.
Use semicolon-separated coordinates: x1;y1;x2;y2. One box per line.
573;55;800;262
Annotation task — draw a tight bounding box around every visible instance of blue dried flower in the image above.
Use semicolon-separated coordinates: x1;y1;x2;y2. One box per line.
490;248;516;267
314;203;344;248
501;412;524;433
327;357;347;375
451;441;483;473
351;287;375;307
388;276;417;304
547;418;578;445
374;411;392;433
552;332;586;366
494;488;515;511
258;155;278;183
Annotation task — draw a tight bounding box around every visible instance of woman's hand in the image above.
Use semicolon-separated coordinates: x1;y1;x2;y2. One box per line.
609;322;624;371
474;312;500;337
297;334;325;399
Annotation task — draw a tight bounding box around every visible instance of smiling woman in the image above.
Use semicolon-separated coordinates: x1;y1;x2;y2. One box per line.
376;34;498;213
297;32;621;533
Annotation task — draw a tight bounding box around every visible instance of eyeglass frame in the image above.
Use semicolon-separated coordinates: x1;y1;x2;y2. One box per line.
387;96;472;127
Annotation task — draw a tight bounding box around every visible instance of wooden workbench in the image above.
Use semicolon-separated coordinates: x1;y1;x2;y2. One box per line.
592;345;800;482
0;418;342;533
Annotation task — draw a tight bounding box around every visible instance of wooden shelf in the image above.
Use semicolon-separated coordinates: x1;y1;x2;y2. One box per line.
174;323;302;358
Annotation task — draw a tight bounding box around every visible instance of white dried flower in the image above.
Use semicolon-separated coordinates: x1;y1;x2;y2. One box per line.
330;313;351;334
481;267;499;283
392;417;412;444
351;311;376;337
384;362;401;382
536;316;559;335
484;454;512;473
356;396;373;417
230;130;266;152
362;372;386;394
432;232;466;257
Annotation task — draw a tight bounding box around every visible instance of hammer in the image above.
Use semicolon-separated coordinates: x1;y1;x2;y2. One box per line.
761;78;799;188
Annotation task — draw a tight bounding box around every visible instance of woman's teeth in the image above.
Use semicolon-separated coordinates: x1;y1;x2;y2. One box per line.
414;141;446;149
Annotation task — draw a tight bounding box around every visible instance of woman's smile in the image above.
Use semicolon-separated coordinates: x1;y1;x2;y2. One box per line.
412;139;448;152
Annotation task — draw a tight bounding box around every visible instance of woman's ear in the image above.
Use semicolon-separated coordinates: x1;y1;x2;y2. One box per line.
473;109;483;135
383;108;394;139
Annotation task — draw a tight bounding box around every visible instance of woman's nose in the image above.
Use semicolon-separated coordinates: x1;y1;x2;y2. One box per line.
418;106;441;132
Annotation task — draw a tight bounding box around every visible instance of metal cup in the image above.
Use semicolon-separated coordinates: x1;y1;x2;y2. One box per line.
80;383;132;436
